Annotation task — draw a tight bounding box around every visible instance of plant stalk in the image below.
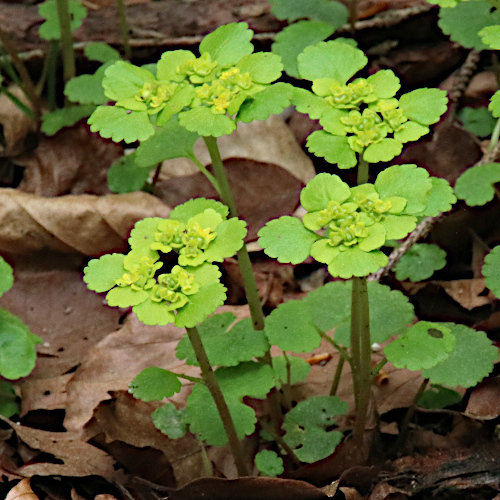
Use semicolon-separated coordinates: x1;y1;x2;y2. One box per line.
357;156;369;185
185;326;249;476
56;0;76;82
115;0;132;60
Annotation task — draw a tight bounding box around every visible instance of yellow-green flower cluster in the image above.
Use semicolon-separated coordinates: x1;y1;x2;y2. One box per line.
325;79;377;109
149;266;199;310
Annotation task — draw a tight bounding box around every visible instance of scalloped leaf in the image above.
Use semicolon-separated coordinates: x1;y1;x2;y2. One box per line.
393;121;429;143
269;0;348;25
102;61;155;104
133;300;176;326
375;164;432;215
292;87;329;120
418;385;462;409
297;40;367;82
0;257;13;298
186;362;276;445
385;321;455;371
38;0;87;40
421;177;456;216
128;217;164;255
367;69;401;99
363;138;403;163
480;24;500;49
176;314;269;367
272;21;335;79
170;198;229;222
83;254;125;292
107;153;151;194
328;247;388;279
258;216;319;264
399;88;448;125
179;106;236;137
422;323;497;388
306;130;357;169
202;218;247;262
107;286;149;307
304;281;414;346
129;367;182;402
41;105;96;136
152;403;188;439
65;64;110;105
255;450;284;477
84;42;121;63
490;90;500;118
438;1;500;50
301;173;350;211
454;163;500;206
236;83;294;123
483;245;500;298
157;50;196;81
264;300;321;353
380;214;417;240
199;22;254;67
282;396;348;463
395;243;447;282
135;118;199;167
156;85;197;127
0;308;41;380
88;106;155;143
236;52;283;84
458;106;496;138
273;355;311;389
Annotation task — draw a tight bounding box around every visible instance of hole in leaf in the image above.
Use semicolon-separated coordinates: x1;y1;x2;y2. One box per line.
427;328;443;339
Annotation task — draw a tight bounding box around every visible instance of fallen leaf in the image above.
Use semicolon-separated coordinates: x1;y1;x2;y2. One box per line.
433;278;492;310
465;376;500;420
5;478;39;500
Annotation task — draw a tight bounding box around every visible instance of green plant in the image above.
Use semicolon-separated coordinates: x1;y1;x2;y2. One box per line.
82;22;497;476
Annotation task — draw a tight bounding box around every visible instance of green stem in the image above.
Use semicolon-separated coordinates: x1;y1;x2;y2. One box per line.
371;357;387;381
357;156;369;185
329;356;345;397
259;419;301;466
489;117;500;151
191;155;221;196
115;0;132;60
185;326;249;476
349;0;359;32
47;41;59;111
56;0;76;82
175;373;203;384
281;351;293;411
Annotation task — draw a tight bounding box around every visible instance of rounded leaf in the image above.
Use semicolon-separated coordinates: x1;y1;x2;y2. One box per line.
237;83;294;123
328;247;388;279
399;88;448;126
306;131;357;169
83;254;125;292
179;107;236;137
455;163;500;207
255;450;284;477
129;367;182;402
152;403;188;439
0;256;13;298
236;52;283;84
483;245;500;299
170;198;229;222
301;173;351;211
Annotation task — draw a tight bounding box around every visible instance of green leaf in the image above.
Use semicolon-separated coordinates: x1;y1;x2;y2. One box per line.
237;83;293;123
132;300;176;326
282;396;348;463
64;64;110;105
306;130;357;169
186;362;276;445
305;281;414;346
129;367;182;402
170;198;229;222
0;381;19;418
399;88;448;126
427;0;459;5
202;218;247;262
489;90;500;118
458;106;496;137
438;1;500;50
393;121;429;143
380;215;416;240
421;177;456;216
291;87;329;120
107;154;150;194
156;85;196;127
152;403;188;439
480;24;500;49
157;50;196;81
255;450;284;477
483;245;500;298
84;42;121;63
199;22;254;67
301;173;350;211
375;164;432;215
88;106;155;143
273;355;311;389
38;0;87;40
264;300;321;353
327;247;388;279
418;385;462;409
236;52;283;84
422;323;497;388
102;61;155;104
176;314;269;367
363;138;403;163
454;163;500;206
0;308;41;380
83;254;125;292
269;0;348;26
107;286;149;307
179;106;236;137
0;256;13;298
127;217;164;256
385;322;455;371
258;216;319;264
395;243;447;282
272;21;335;79
319;107;348;136
367;70;401;99
298;41;367;82
41;105;96;136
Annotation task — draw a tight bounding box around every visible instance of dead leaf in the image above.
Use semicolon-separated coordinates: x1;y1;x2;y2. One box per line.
369;482;409;500
0;189;170;255
16;125;122;196
5;478;39;500
465;377;500;420
433;278;492;310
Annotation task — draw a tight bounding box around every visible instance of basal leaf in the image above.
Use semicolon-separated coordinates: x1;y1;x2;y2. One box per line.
38;0;87;40
306;130;357;169
421;177;456;216
199;22;254;67
282;396;348;463
179;106;236;137
363;138;403;163
418;385;462;409
458;106;496;137
84;42;121;63
300;173;351;211
399;88;448;125
83;254;125;292
273;355;311;389
129;367;182;402
236;52;283;83
41;105;96;136
454;163;500;206
422;323;497;388
0;381;20;418
0;257;13;298
327;247;388;279
291;87;329;120
272;21;335;79
255;450;284;477
297;40;367;82
395;243;447;282
483;245;500;299
269;0;348;27
152;403;188;439
236;83;294;123
264;300;321;353
170;198;229;222
65;64;111;105
88;106;155;143
258;216;319;264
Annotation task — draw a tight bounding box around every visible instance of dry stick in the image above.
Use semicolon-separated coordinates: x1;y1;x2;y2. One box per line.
185;326;250;476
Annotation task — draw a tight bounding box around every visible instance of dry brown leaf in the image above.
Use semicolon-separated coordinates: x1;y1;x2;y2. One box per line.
0;416;118;480
16;125;122;196
0;189;170;255
433;278;492;310
5;478;39;500
465;376;500;420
